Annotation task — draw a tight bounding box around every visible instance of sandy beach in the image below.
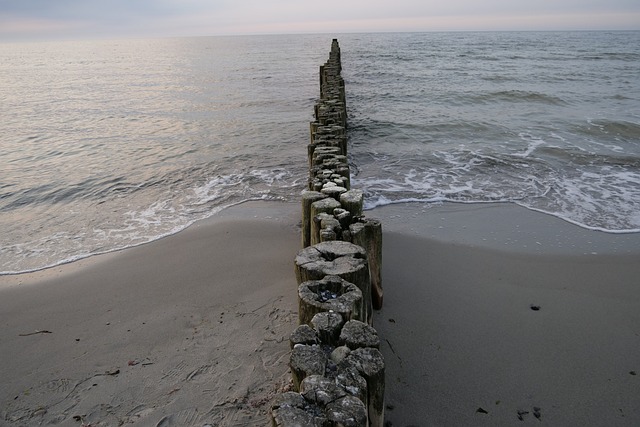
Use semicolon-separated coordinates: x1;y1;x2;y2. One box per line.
373;202;640;426
0;202;301;426
2;201;639;426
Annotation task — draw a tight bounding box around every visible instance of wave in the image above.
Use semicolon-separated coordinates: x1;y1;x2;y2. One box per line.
0;196;276;276
0;160;304;275
351;142;640;234
585;119;640;140
471;90;568;106
363;197;640;235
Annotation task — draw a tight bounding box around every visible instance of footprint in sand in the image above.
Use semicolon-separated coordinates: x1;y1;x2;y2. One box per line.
161;360;189;381
155;408;199;427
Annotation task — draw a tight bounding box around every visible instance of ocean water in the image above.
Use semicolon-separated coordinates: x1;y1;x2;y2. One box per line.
1;32;639;274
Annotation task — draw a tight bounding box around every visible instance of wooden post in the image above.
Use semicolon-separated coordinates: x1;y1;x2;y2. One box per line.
270;392;326;426
343;348;385;427
312;212;332;245
297;275;364;325
330;175;349;190
300;376;368;426
321;185;348;200
319;211;341;232
301;191;328;248
350;219;383;310
312;147;342;167
294;241;372;324
316;213;341;244
290;324;320;349
300;375;346;407
333;362;368;406
290;345;327;391
333;208;352;230
340;189;364;217
326;396;368;426
319;228;337;243
310;122;320;145
309;198;342;246
311;311;344;347
340;320;380;350
335;164;350;189
319;227;337;243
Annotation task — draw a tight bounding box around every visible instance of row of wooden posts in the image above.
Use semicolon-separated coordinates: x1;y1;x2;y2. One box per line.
270;40;385;427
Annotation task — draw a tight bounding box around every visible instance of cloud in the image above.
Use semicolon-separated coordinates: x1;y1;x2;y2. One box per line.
1;0;639;40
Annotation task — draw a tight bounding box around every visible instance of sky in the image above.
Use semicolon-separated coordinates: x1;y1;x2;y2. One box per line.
1;0;639;41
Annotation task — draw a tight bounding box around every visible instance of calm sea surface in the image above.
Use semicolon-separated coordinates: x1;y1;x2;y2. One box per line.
1;32;639;273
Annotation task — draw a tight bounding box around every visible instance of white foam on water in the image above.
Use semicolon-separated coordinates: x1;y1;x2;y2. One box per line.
512;136;546;158
1;165;303;275
354;144;640;234
193;174;246;205
363;194;447;210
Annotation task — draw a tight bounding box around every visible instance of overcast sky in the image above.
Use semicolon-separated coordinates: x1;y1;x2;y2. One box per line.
1;0;639;41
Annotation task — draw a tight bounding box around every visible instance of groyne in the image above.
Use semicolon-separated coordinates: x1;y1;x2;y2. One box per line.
270;40;386;427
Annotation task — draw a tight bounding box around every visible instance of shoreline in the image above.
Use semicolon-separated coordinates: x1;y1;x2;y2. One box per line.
0;201;301;426
2;200;639;425
3;199;638;283
0;200;301;289
369;201;640;425
370;201;640;255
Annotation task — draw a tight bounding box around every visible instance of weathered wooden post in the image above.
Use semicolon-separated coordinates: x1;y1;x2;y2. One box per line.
298;275;364;325
343;348;385;427
312;146;342;166
300;375;346;407
340;320;380;350
321;184;348;200
270;392;326;426
325;396;368;426
315;212;341;243
294;241;372;324
350;218;383;309
309;198;341;245
290;324;320;349
340;189;364;217
333;208;352;230
311;311;345;347
300;376;368;426
290;345;327;391
309;122;319;144
302;191;328;248
332;361;369;405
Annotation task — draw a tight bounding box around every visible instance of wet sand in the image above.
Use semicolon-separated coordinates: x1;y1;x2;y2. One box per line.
0;202;301;426
373;202;640;426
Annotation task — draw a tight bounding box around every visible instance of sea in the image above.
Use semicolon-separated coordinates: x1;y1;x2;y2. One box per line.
1;31;639;274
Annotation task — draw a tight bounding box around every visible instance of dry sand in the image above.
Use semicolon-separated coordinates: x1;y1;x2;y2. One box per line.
1;201;639;426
